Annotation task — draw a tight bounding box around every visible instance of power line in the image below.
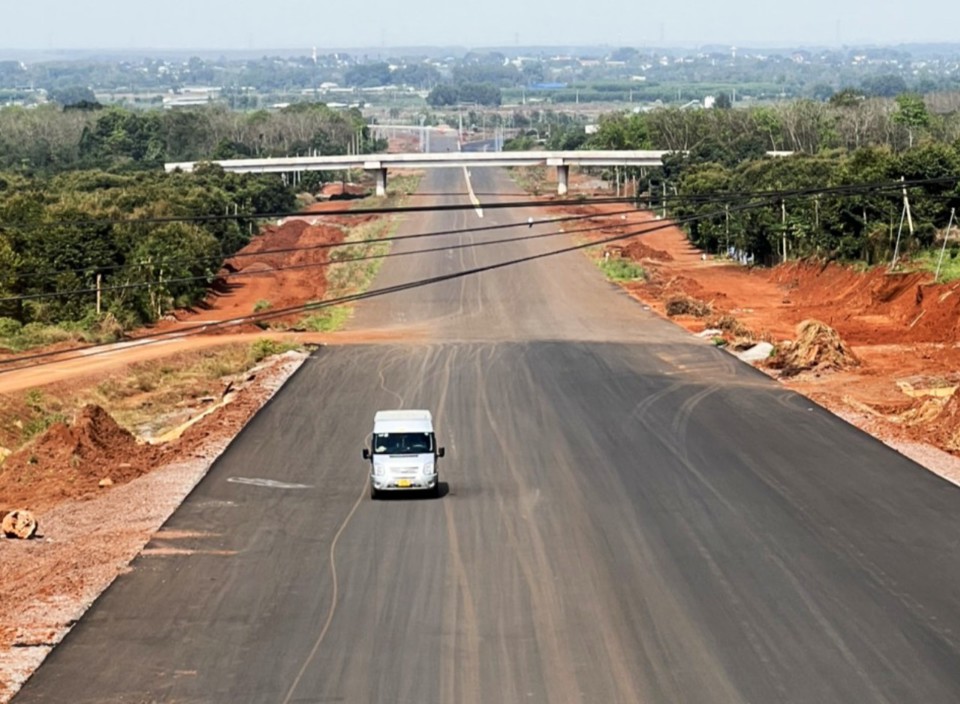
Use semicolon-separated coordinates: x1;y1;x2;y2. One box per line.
0;197;777;374
0;216;638;304
12;207;638;284
9;175;952;286
0;195;639;231
2;175;951;232
1;176;955;369
5;175;955;302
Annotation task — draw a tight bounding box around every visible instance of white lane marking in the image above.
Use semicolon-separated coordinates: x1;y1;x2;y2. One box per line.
462;166;484;218
226;477;313;490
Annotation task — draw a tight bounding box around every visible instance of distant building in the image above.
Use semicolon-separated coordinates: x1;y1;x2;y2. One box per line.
163;86;220;109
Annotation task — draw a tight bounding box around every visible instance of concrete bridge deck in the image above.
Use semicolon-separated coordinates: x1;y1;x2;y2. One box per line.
164;150;670;196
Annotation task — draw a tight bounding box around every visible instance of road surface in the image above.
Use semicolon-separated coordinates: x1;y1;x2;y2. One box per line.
13;140;960;703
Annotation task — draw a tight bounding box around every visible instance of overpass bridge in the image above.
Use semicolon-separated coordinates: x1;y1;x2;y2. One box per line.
164;150;671;196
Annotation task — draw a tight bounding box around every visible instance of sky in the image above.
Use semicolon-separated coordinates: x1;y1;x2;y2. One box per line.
3;0;959;50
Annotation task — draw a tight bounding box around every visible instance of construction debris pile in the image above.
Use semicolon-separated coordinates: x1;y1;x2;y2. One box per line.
769;320;861;377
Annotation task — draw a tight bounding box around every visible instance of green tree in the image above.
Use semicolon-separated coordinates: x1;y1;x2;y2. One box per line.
713;93;733;109
893;94;931;149
587;112;650;149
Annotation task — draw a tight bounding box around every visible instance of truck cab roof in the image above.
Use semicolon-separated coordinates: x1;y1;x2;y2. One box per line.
373;410;434;434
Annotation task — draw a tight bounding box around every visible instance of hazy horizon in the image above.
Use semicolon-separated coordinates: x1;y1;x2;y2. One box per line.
3;0;959;52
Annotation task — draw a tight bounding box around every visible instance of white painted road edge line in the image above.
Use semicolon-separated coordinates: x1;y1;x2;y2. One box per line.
463;167;483;218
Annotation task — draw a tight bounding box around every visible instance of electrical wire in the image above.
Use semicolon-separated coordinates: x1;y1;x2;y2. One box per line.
0;196;779;374
0;216;633;304
1;175;955;371
0;195;639;231
2;174;952;232
5;175;956;301
11;207;639;284
8;174;955;288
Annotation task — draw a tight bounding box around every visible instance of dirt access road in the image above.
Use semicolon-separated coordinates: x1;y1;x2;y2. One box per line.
10;153;960;703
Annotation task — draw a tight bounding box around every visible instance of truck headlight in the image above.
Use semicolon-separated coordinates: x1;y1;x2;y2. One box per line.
424;463;435;476
374;465;385;477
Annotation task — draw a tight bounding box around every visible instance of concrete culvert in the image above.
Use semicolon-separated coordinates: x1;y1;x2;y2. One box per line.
2;509;38;539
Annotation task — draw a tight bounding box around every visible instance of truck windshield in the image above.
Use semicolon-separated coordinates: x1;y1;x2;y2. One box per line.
372;432;433;455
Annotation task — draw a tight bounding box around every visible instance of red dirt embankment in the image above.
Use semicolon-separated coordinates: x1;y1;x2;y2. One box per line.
556;199;960;474
0;406;158;511
772;262;960;345
175;219;345;327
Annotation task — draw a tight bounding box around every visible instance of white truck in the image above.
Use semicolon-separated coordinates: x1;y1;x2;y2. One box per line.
363;410;445;499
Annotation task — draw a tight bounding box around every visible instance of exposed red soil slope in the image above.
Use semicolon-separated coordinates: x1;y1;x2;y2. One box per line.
0;405;160;512
170;219;346;327
553;197;960;465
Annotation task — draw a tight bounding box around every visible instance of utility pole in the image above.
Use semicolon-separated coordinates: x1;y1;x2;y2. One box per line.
891;204;908;270
781;198;787;262
902;176;914;236
935;207;957;281
662;182;667;219
96;273;102;316
725;203;730;254
891;176;915;270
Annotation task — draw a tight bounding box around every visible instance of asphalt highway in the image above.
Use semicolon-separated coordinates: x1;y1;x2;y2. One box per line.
14;141;960;703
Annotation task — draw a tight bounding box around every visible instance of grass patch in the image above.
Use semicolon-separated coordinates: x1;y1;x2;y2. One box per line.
248;338;302;364
253;299;273;314
385;173;421;198
0;314;125;353
296;175;421;332
22;412;68;439
301;306;351;332
5;388;70;447
98;344;282;433
599;257;647;282
915;248;960;282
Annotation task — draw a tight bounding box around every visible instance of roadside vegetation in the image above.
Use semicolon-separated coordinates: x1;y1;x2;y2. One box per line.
509;95;960;268
0;167;297;347
509;166;549;195
0;103;398;352
0;340;304;460
290;173;421;333
599;256;647;282
0;102;384;174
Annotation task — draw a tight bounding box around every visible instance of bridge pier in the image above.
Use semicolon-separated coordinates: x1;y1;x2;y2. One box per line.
557;165;570;196
373;167;388;197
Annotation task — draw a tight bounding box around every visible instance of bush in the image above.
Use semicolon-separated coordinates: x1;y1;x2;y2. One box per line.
0;317;22;337
599;257;646;282
253;299;273;314
18;323;76;347
301;306;350;332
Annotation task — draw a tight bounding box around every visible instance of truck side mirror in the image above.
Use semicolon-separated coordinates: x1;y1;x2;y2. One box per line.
437;447;445;458
362;448;371;460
